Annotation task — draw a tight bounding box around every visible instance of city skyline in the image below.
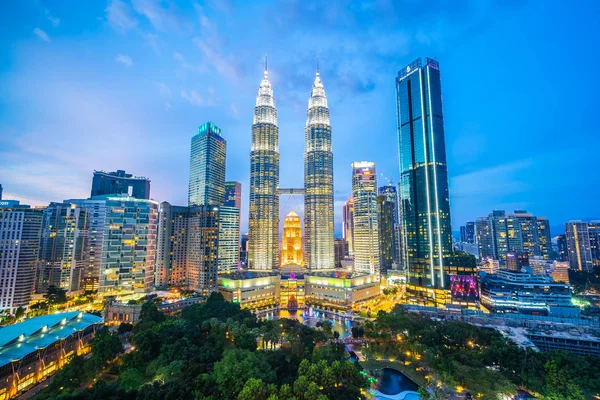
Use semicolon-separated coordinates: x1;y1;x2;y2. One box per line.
2;1;600;236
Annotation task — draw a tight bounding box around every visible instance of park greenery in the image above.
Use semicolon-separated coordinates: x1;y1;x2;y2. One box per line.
34;292;367;400
569;266;600;293
361;306;600;399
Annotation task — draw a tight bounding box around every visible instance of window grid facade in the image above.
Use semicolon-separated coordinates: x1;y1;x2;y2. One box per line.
248;69;280;270
304;70;335;270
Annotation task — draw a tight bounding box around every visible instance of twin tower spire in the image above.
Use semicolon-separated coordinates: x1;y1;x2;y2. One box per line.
248;57;335;270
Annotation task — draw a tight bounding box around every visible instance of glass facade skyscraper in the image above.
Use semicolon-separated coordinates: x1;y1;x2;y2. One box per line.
188;122;226;207
342;198;354;256
38;202;89;293
396;58;453;300
351;162;379;275
565;221;594;271
155;202;220;294
248;67;280;270
378;185;401;268
99;195;159;294
304;68;335;270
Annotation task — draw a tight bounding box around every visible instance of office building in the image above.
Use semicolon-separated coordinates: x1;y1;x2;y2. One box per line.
589;221;600;266
240;234;249;264
475;210;552;263
281;211;303;266
377;194;396;273
224;181;242;209
555;234;568;261
379;185;401;266
334;238;348;269
37;202;89;293
342;198;354;256
480;269;572;315
91;170;150;199
223;181;242;268
98;195;159;294
0;201;43;313
188;122;226;207
155;202;220;294
66;199;107;291
460;222;475;243
351;162;379;275
304;66;335;270
565;221;594;271
248;65;280;270
475;217;495;259
218;206;240;272
550;261;570;284
396;58;453;304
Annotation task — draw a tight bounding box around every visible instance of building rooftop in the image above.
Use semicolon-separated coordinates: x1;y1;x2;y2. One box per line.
0;312;102;367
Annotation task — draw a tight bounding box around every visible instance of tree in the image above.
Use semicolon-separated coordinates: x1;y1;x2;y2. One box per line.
140;300;165;324
238;378;278;400
351;325;364;338
119;367;144;391
14;306;25;320
89;328;123;371
48;354;87;394
44;285;67;306
118;322;134;335
212;348;276;399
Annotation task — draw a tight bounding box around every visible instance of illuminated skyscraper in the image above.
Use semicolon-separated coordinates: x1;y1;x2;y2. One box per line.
281;211;303;266
396;58;453;302
342;198;354;256
248;63;280;270
565;221;593;271
189;122;226;207
351;162;379;275
304;65;334;270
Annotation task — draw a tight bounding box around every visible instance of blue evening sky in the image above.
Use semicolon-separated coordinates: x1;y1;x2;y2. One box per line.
1;1;599;236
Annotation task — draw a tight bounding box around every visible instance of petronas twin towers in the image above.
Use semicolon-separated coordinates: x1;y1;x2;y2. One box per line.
248;61;334;270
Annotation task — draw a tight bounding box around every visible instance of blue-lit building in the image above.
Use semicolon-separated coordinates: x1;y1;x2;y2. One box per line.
396;58;453;306
480;269;572;315
188;122;226;207
0;312;102;399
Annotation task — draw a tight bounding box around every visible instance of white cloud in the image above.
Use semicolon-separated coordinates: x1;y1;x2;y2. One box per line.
180;89;204;106
156;82;171;97
193;37;242;82
131;0;183;32
44;9;61;26
44;9;60;27
106;0;138;31
173;52;206;73
33;28;50;42
116;54;133;67
230;103;238;117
